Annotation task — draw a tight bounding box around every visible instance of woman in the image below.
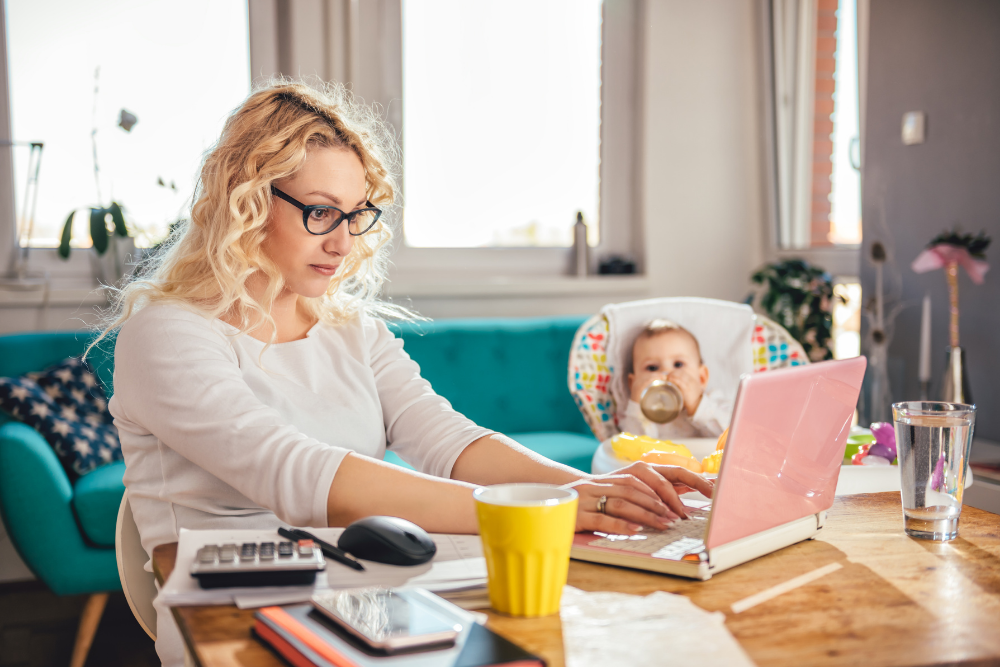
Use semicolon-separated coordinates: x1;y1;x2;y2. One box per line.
105;81;712;665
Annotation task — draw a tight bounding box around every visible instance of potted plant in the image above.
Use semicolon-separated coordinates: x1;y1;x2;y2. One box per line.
748;259;840;362
58;201;135;286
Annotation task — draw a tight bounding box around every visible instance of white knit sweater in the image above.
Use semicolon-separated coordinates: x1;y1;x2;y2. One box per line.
110;303;492;567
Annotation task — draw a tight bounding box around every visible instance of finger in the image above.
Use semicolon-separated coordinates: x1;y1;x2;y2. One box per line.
655;466;715;507
603;494;678;529
603;482;680;519
621;464;690;518
578;479;675;518
665;467;715;498
601;472;661;500
579;510;645;536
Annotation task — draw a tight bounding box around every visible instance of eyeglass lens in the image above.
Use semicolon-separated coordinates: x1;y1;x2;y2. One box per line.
304;207;379;236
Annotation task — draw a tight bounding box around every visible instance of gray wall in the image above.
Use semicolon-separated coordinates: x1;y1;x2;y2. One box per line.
862;0;1000;440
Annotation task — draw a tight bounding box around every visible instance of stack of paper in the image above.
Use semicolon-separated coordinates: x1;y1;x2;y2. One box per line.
560;587;755;667
159;528;488;609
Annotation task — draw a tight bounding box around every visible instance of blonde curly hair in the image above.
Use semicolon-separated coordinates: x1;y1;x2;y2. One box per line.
95;79;404;349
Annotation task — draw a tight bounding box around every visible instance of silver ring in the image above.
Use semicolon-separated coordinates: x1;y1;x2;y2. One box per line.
597;495;608;514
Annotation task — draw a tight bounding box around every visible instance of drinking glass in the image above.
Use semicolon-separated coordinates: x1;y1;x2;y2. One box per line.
892;401;976;541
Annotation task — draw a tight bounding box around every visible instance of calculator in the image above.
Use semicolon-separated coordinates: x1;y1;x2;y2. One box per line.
190;539;326;588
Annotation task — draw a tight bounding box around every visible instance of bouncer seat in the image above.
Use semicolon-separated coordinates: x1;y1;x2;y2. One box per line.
567;297;808;473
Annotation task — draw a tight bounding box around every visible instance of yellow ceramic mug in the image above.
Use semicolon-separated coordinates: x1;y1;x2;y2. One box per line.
473;484;579;617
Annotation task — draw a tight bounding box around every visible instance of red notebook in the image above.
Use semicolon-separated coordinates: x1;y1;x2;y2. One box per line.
253;604;545;667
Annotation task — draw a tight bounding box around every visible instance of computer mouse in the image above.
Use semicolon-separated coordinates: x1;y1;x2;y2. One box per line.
337;516;437;566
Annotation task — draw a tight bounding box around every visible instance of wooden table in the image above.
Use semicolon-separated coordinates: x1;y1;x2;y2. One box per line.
153;493;1000;667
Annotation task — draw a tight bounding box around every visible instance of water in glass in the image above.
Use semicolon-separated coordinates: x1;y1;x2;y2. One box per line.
893;402;975;541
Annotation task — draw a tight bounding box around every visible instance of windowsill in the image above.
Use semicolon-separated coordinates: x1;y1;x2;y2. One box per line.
0;284;108;308
773;245;861;278
0;275;651;306
383;274;650;298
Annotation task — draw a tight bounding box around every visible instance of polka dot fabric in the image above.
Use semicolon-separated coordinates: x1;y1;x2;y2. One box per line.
753;317;807;371
0;357;121;477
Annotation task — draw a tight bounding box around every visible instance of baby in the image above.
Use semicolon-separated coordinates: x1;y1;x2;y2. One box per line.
619;319;731;439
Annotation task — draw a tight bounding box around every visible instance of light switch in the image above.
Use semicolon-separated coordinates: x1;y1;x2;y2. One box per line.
902;112;926;145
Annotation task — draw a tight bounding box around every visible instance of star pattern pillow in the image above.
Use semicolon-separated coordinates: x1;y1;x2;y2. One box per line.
0;357;121;478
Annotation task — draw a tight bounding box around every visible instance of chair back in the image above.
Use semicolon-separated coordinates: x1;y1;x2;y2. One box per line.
115;492;157;639
569;298;808;441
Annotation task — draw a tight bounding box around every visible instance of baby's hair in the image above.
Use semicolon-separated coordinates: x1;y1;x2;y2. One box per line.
633;319;703;368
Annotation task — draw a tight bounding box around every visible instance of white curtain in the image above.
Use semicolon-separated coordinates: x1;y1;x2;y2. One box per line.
772;0;817;249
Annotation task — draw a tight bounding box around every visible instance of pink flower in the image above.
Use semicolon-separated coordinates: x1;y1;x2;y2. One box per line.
911;244;990;284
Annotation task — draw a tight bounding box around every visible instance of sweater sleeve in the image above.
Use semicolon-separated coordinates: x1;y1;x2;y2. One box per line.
111;307;345;528
365;317;494;478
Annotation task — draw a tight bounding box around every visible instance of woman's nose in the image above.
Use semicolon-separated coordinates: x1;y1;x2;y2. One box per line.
323;221;354;257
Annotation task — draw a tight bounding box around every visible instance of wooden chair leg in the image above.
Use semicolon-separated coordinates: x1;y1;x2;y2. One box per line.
69;592;108;667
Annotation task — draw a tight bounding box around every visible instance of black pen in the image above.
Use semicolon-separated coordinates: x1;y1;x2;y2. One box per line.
278;527;366;571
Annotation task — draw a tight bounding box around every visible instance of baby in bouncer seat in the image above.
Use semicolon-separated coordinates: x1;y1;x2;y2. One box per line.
620;318;732;439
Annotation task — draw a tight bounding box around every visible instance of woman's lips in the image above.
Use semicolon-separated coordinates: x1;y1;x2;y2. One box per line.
310;264;339;276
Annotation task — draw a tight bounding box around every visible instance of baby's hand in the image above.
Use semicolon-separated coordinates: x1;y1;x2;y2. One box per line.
667;371;703;416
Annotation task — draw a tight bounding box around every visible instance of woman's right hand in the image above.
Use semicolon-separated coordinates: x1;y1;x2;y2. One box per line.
562;462;714;535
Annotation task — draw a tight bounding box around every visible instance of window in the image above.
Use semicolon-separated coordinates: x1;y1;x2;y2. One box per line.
401;0;602;248
771;0;862;250
4;0;250;250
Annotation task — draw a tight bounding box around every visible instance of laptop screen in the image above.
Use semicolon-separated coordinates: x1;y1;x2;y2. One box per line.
705;357;867;550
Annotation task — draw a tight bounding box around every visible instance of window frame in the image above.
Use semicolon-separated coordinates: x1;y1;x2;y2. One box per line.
1;0;646;290
0;0;253;288
307;0;647;281
760;0;869;278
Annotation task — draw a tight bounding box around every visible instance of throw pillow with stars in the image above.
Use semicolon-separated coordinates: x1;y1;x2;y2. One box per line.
0;357;121;477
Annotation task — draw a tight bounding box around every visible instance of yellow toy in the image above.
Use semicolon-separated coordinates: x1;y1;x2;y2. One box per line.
700;428;729;473
640;450;703;473
701;451;723;473
611;432;694;462
715;428;728;451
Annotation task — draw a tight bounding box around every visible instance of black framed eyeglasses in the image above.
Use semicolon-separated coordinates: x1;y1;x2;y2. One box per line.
271;186;382;236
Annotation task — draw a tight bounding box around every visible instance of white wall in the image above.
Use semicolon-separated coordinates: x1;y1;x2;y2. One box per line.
640;0;766;303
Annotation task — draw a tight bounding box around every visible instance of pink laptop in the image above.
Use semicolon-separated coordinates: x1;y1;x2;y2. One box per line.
571;356;867;580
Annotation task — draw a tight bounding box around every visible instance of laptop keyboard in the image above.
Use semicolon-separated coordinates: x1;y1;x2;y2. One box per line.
588;506;711;560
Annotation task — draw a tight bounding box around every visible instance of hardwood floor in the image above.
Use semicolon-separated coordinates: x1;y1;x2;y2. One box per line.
0;582;158;667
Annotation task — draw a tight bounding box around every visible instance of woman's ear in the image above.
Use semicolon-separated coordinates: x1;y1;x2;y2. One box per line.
627;372;635;393
699;365;710;388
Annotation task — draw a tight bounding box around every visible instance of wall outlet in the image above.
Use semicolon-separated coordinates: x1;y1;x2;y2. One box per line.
902;111;926;145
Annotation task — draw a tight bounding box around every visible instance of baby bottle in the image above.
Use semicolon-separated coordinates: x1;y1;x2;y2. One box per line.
640;380;684;423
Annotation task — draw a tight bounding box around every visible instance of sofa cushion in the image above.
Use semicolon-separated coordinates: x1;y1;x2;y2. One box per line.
384;431;599;475
393;317;591;437
508;432;600;473
72;460;126;547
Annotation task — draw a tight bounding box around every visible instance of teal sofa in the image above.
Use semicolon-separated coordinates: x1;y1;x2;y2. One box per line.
0;315;597;597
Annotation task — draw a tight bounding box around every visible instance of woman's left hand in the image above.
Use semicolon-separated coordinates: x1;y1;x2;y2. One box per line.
562;462;714;535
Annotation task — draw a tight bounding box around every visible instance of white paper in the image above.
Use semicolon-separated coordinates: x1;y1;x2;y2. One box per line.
560;587;755;667
159;527;487;609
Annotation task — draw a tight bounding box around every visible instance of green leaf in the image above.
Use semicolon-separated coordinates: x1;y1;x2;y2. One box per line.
58;210;75;259
90;208;109;255
109;201;129;237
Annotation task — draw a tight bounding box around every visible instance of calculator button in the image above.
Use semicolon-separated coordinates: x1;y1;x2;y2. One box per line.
297;539;314;557
240;543;257;561
219;544;238;562
278;541;294;557
259;542;275;560
197;545;219;563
